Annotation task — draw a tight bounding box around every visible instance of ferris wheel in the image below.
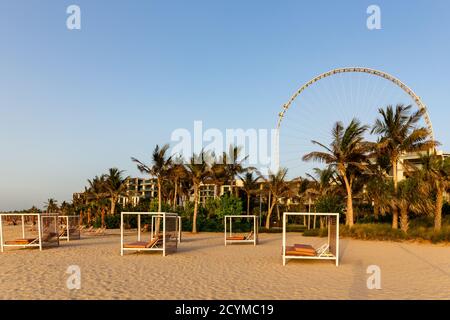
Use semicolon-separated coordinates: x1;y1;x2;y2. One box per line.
275;67;434;177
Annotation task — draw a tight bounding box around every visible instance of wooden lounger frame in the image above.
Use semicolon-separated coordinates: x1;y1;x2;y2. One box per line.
120;212;179;256
224;215;258;246
282;212;339;266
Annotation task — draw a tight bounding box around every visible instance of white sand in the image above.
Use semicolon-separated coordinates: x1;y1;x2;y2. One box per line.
0;229;449;300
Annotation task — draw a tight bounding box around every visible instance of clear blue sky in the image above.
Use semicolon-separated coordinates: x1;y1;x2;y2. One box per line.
1;0;449;210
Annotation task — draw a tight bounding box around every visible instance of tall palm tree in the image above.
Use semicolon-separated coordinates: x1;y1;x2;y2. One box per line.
60;201;72;215
210;155;227;197
239;171;260;215
417;153;450;231
223;145;249;196
396;177;417;232
104;168;128;215
305;167;339;228
365;151;392;220
306;166;337;198
303;119;371;227
263;168;291;229
184;151;211;233
87;175;107;227
371;104;436;229
132;144;173;212
44;198;59;213
168;156;187;209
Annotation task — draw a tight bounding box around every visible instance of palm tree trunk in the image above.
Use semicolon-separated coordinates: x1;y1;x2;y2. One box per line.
157;178;162;212
392;207;399;229
101;208;106;228
79;210;84;225
434;188;444;232
192;184;199;233
87;208;91;225
247;193;250;215
110;196;116;215
173;180;178;209
392;160;399;229
154;178;162;235
342;174;354;227
265;200;276;229
373;200;379;221
400;204;408;233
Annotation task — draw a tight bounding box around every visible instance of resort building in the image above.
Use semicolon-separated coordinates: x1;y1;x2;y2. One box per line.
119;178;158;206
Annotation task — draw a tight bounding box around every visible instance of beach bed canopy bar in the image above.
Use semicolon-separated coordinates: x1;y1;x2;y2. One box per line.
282;212;339;266
177;216;182;244
120;212;179;256
0;213;60;252
224;215;258;246
59;215;81;242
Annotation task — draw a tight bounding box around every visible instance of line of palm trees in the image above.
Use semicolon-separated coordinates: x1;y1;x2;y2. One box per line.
130;145;253;233
70;103;448;233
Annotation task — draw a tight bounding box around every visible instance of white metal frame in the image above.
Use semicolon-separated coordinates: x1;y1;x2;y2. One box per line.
59;215;81;242
282;212;339;266
177;216;182;244
0;213;59;252
224;215;258;246
120;212;179;256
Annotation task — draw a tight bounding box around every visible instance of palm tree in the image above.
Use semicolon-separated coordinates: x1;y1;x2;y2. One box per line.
132;144;173;212
396;178;416;232
168;156;187;209
263;168;291;229
306;167;337;198
365;152;392;220
371;104;436;229
210;155;227;197
239;171;260;215
184;151;211;233
223;145;249;196
303;119;371;227
60;201;72;215
87;175;107;227
305;167;339;228
417;153;450;231
104;168;128;215
44;198;59;213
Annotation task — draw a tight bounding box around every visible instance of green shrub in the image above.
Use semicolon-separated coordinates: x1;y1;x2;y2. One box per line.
340;224;407;241
93;214;121;229
316;194;344;214
303;228;328;237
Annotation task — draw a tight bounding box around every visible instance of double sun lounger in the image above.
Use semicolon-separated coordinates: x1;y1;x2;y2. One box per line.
4;232;59;246
284;243;330;257
226;230;254;241
123;235;163;249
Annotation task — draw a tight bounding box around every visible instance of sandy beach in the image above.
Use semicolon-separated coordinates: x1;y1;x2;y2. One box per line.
0;230;449;300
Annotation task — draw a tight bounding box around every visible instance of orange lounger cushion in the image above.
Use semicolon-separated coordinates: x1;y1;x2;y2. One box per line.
227;236;246;241
124;237;159;249
285;245;317;257
123;241;150;249
5;238;37;245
